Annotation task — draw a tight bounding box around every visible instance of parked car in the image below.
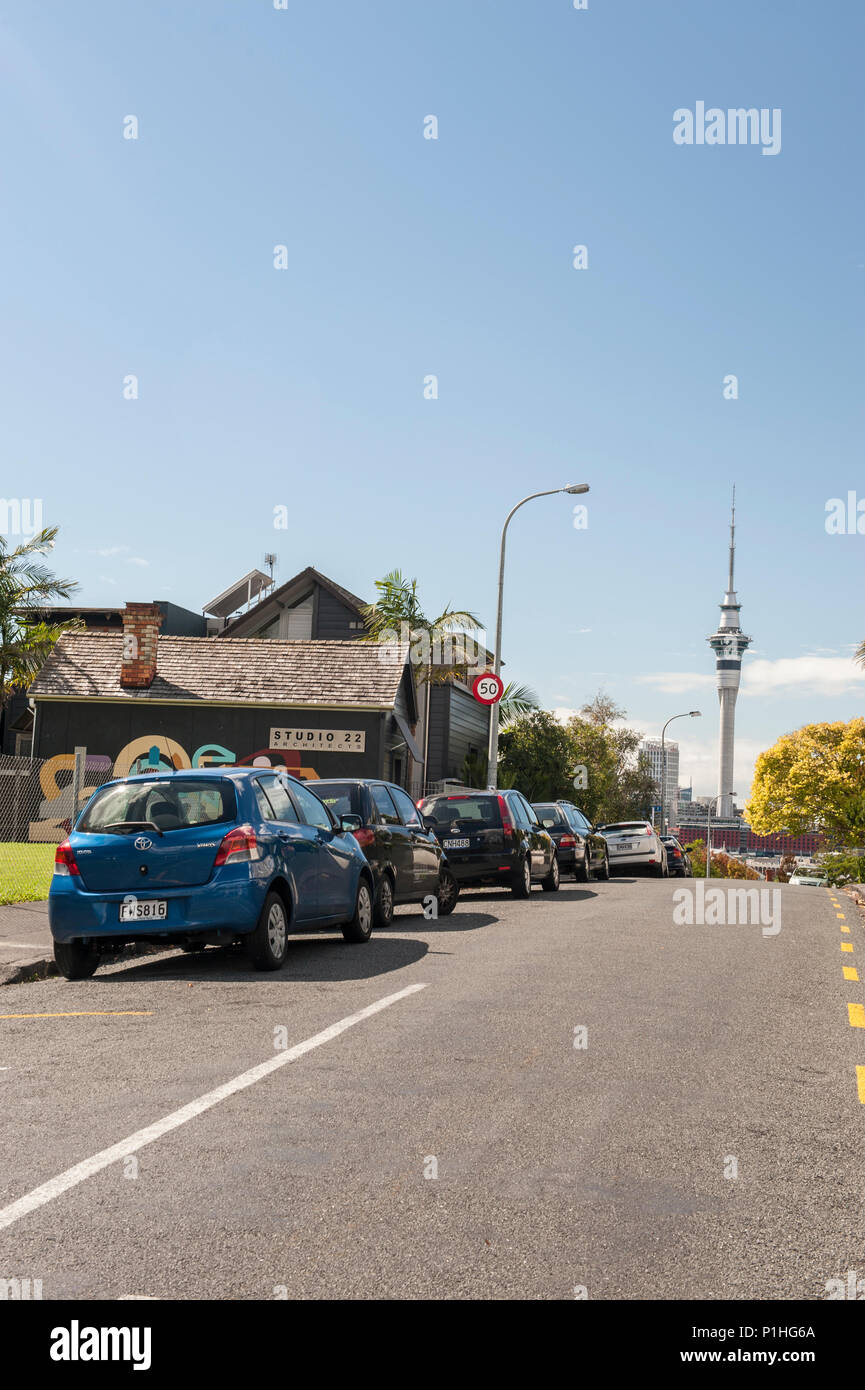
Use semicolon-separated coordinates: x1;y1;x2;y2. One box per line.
531;801;610;881
417;788;559;897
597;820;669;877
48;768;376;978
788;868;828;887
310;778;459;925
660;834;692;877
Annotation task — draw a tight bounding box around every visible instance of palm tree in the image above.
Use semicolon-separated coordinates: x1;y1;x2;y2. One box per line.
856;639;865;670
0;527;79;747
498;680;540;729
361;570;483;685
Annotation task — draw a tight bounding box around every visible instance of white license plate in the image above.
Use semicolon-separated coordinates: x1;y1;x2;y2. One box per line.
613;842;636;852
444;838;470;850
119;900;167;922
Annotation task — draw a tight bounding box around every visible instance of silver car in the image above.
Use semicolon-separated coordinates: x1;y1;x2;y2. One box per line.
597;820;669;877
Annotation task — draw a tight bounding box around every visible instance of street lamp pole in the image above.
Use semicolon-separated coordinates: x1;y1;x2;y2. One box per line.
705;791;734;879
659;710;701;836
486;483;589;791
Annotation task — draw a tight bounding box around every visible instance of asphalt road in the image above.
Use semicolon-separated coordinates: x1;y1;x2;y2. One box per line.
0;874;862;1300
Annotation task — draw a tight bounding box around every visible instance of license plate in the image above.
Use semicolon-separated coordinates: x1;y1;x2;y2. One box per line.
613;842;635;852
119;900;167;922
444;838;470;850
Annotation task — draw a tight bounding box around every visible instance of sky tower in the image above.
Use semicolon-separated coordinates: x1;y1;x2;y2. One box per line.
707;487;751;818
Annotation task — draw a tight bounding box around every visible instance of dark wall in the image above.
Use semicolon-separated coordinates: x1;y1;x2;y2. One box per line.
443;686;489;780
424;685;450;784
313;586;365;640
156;602;207;636
33;700;385;780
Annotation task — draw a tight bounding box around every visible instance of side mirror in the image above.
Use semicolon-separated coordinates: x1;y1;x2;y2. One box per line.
340;814;363;833
421;815;436;833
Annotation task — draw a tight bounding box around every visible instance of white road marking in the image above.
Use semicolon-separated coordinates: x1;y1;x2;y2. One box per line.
0;982;427;1233
0;942;50;950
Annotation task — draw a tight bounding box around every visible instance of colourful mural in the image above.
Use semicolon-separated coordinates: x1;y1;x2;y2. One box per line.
29;739;321;841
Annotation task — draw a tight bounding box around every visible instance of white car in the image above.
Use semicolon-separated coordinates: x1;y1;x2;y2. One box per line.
788;869;828;887
598;821;669;877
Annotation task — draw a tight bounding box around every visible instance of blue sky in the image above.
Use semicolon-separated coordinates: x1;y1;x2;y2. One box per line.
1;0;863;797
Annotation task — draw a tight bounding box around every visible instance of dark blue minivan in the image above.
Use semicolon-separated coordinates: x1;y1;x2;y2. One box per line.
48;768;375;978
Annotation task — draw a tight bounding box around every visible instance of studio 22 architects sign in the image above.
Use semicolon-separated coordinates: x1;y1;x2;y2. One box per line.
269;728;366;754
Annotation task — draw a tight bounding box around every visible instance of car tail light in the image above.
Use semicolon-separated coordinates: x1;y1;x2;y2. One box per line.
54;840;80;876
214;824;261;866
352;827;376;848
559;834;576;848
671;849;682;858
497;795;513;840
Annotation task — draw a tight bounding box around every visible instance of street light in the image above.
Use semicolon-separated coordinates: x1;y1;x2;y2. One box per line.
660;710;701;836
486;483;590;790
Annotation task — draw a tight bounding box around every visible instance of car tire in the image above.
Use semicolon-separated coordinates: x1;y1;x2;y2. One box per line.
598;850;611;881
181;942;207;953
654;857;666;878
435;866;459;917
511;854;532;898
575;845;591;882
245;890;289;971
53;940;100;980
542;852;560;892
373;872;395;929
343;878;373;943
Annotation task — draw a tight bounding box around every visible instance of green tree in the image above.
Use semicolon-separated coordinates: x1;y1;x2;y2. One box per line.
498;710;576;801
745;719;865;847
0;528;78;745
566;692;658;825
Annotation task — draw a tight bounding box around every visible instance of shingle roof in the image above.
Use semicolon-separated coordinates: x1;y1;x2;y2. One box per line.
29;632;411;709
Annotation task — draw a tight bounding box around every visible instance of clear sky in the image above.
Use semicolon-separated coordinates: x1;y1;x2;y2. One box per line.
1;0;863;798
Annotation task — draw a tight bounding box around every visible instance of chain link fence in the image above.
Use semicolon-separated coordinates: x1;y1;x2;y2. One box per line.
0;749;114;904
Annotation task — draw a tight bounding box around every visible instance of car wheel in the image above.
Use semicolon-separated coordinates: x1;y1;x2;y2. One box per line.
343;879;373;943
435;866;459;917
511;854;532;898
654;858;666;878
575;845;591;882
598;850;611;881
181;942;207;953
53;940;99;980
373;872;394;929
542;852;560;892
245;890;289;971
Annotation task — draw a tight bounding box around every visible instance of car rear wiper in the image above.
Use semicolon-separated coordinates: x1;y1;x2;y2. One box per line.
99;820;164;837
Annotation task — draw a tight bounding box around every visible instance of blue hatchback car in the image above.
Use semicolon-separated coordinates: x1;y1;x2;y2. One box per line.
49;767;375;978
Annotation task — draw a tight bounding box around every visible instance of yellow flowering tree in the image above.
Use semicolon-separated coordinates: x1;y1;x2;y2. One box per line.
745;718;865;847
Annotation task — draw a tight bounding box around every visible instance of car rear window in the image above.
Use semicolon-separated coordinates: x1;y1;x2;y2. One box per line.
311;782;365;820
79;779;237;834
533;804;566;829
421;795;502;831
602;822;650;833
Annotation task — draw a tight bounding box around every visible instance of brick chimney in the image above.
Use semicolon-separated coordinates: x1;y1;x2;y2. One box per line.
120;602;163;688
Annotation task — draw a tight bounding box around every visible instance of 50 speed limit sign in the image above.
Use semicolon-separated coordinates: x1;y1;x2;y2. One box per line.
472;672;505;705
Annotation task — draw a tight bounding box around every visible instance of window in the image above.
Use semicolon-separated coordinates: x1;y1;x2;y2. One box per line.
568;808;592;833
79;779;237;834
255;775;297;823
292;780;335;832
312;782;364;820
371;784;401;825
507;794;530;830
389;785;422;828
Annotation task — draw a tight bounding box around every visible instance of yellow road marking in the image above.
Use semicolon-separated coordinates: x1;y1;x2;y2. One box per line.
841;923;851;933
847;1003;865;1029
0;1011;153;1020
858;1068;865;1105
842;943;854;953
837;913;846;920
843;966;859;982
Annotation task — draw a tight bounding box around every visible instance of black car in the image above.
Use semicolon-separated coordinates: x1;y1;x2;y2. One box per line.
660;834;692;877
311;778;459;926
532;801;610;881
417;788;559;897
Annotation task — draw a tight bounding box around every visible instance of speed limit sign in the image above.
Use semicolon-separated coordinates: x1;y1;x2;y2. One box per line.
472;672;505;705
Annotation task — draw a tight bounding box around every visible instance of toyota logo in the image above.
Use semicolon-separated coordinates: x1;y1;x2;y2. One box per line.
134;836;153;851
